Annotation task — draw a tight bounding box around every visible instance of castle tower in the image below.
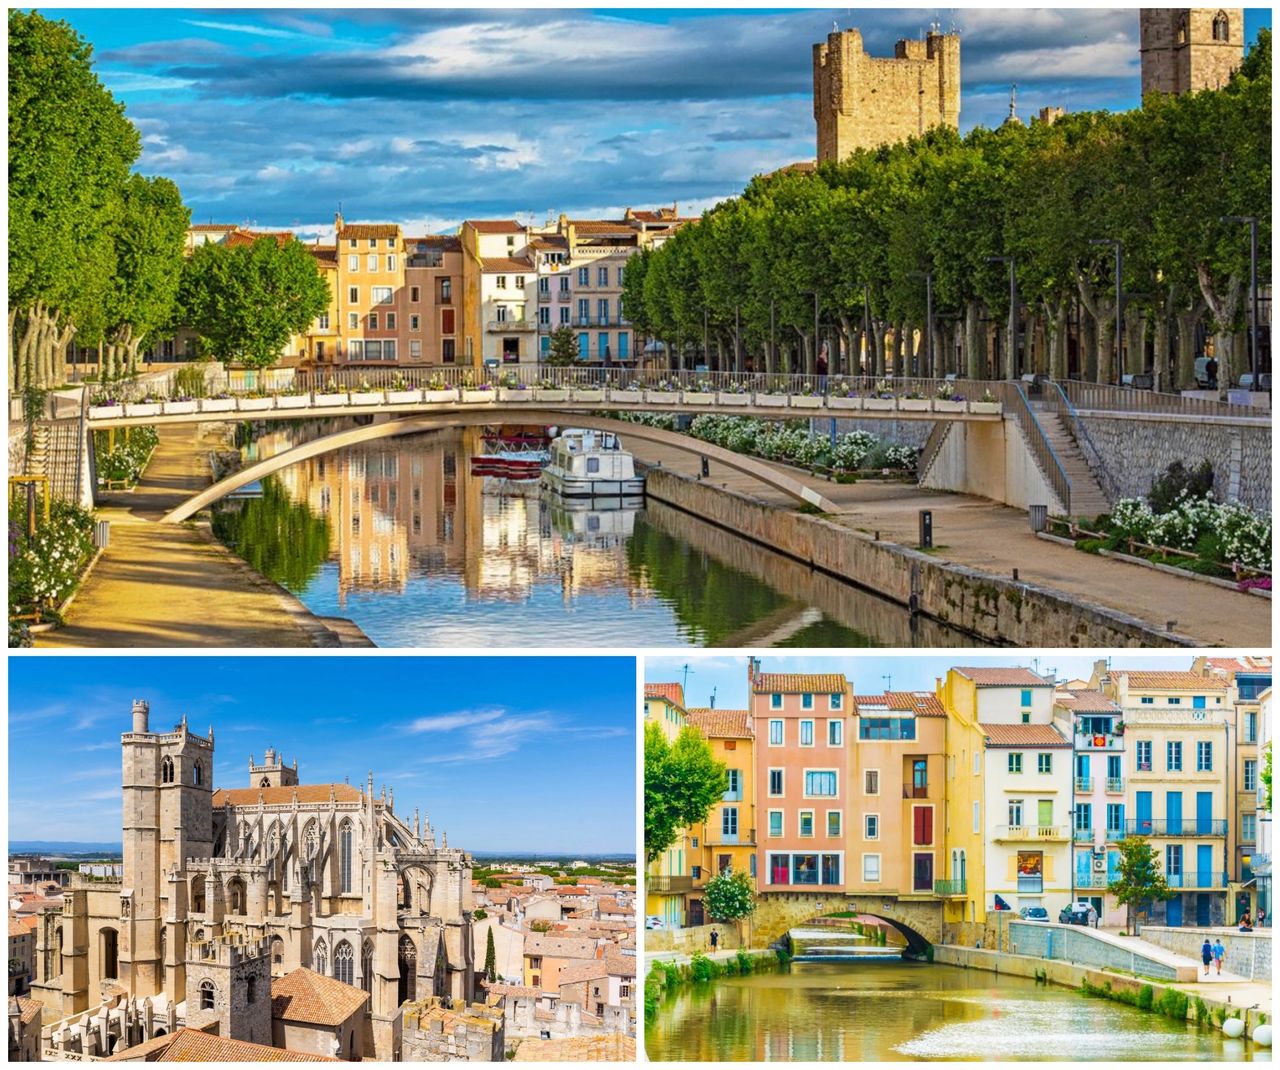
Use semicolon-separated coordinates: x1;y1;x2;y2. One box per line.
120;702;214;998
184;932;272;1047
1139;9;1245;97
813;26;960;163
248;747;299;788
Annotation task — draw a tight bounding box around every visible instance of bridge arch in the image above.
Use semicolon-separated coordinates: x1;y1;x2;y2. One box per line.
161;410;838;523
752;892;942;954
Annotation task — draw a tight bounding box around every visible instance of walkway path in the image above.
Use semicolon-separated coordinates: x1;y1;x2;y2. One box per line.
37;426;364;648
644;948;749;968
630;441;1270;647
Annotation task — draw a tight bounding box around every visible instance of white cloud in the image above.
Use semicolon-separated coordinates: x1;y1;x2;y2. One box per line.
186;19;302;41
405;708;506;734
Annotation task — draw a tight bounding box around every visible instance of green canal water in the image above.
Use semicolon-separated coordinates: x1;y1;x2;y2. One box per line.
646;961;1259;1062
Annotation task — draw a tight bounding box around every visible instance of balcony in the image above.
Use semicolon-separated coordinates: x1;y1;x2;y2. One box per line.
933;878;967;896
1077;732;1124;751
1125;819;1227;837
706;828;755;847
902;785;930;799
486;319;536;332
537;291;551;303
1106;777;1125;794
1165;871;1228;890
1072;827;1095;843
1075;777;1093;792
647;875;694;894
557;289;572;302
1074;871;1111;889
1017;875;1044;894
1105;827;1127;842
994;825;1069;842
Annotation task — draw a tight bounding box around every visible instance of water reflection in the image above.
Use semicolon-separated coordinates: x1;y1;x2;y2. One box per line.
646;962;1248;1062
214;423;976;648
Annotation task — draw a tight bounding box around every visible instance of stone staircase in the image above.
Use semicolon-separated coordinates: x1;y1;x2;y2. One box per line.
1030;407;1111;519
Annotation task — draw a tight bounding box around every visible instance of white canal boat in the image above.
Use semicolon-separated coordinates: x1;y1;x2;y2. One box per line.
541;428;644;499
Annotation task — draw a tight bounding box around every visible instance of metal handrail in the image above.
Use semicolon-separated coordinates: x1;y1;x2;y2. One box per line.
1006;384;1072;514
1041;380;1121;504
1059;379;1265;420
1124;818;1227;836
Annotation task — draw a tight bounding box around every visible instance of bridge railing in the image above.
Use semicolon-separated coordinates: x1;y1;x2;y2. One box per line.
1059;380;1266;419
1004;383;1072;515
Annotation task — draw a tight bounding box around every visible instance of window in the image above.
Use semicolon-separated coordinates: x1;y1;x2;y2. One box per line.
805;770;837;797
597;331;608;358
373;286;393;304
577;332;588;359
768;769;784;796
162;756;174;784
1008;753;1023;774
770;693;783;710
1136;740;1152;771
768;810;783;837
200;980;215;1010
864;769;879;795
246;977;256;1004
1242;812;1257;842
340;820;353;893
725;769;741;799
1245;712;1258;743
1021;689;1032;707
558;275;569;292
800;720;815;746
538;306;550;325
386;313;396;330
1196;741;1212;772
368;312;378;330
409;285;420;302
827;811;842;837
830;693;843;710
1075;803;1092;831
441;308;456;334
597;298;609;324
1167;741;1183;772
410;314;420;331
1244;759;1258;792
442;339;455;362
1008;799;1024;826
769;720;783;745
912;806;933;845
367;254;377;271
1213;11;1229;41
409;338;421;359
1141;696;1154;705
973;801;981;833
801;693;814;710
558;307;570;324
515;275;525;289
597;265;609;286
348;254;359;271
577;298;589;323
387;255;397;272
1037;753;1052;775
538;276;549;293
799;811;814;837
828;720;843;746
578;267;589;286
440;276;453;300
912;758;928;794
317;311;330;330
1168;697;1181;705
348;312;359;330
863;854;881;882
1021;711;1031;724
1106;803;1124;833
858;717;916;740
721;807;738;839
348;286;359;304
864;814;879;839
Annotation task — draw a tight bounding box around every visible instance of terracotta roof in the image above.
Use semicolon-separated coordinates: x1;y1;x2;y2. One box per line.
555;886;589;896
512;1033;635;1061
190;223;239;232
686;708;751;738
752;672;847;694
555;961;608;986
953;667;1052;687
272;967;369;1027
852;692;945;717
468;219;523;233
523;934;597;960
225;230;295;249
482;981;542;999
338;223;400;240
529;236;568;250
408;234;462;252
604;949;636;977
10;917;32;938
645;682;684;706
980;723;1071;749
1055;689;1120;713
480;256;534;273
629;207;682;223
107;1026;338;1062
1117;671;1229;692
212;784;365;807
1202;656;1272;675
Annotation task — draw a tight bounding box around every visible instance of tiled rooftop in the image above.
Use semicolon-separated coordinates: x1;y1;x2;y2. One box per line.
212;784;365;807
752;672;847;694
954;667;1052;687
106;1026;339;1062
272;967;369;1026
980;723;1071;748
645;682;684;706
1118;671;1229;692
685;708;750;738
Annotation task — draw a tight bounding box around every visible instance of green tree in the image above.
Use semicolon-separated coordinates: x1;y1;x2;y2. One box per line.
644;722;727;864
1262;746;1272;813
1107;835;1176;935
9;10;140;388
179;236;330;369
703;867;755;926
484;927;497;983
545;324;579;366
210;476;331;592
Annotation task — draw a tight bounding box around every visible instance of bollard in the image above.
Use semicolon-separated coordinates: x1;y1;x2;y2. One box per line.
93;520;111;550
1029;504;1048;533
918;509;933;549
700;457;710;479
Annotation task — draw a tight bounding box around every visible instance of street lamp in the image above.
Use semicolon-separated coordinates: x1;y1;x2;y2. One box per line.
910;271;935;379
702;306;709;374
986;256;1018;380
801;289;821;377
1088;239;1123;385
1221;215;1260;392
769;299;777;376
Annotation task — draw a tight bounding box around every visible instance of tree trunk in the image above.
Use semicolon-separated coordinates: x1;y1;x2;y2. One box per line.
1077;276;1118;384
1125;309;1147;377
1174;300;1207;390
1196;267;1243;398
963;301;981;380
1042;297;1070;381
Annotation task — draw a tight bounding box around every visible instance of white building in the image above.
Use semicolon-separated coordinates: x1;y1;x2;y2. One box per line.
1258;687;1272;923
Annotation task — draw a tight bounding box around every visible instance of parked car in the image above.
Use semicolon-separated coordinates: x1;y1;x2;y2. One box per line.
1060;902;1099;927
1019;906;1050;922
645;915;667;930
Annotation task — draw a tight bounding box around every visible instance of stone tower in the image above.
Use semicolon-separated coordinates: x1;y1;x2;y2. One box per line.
813;27;960;163
120;702;214;998
248;747;299;788
184;932;272;1047
1139;9;1245;96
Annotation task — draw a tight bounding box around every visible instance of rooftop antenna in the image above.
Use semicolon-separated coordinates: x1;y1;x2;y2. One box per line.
709;687;718;710
883;673;893;692
681;663;695;692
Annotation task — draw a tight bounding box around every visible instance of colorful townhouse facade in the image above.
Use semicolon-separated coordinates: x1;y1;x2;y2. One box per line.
643;683;694;929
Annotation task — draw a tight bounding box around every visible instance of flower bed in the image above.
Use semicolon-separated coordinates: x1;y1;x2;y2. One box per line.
95;426;160;489
9;500;97;638
687;414;919;476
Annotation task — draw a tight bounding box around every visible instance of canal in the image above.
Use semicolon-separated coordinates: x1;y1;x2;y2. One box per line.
645;961;1255;1062
209;421;983;648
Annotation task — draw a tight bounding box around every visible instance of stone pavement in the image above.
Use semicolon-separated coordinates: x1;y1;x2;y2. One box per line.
629;440;1270;647
644;948;752;968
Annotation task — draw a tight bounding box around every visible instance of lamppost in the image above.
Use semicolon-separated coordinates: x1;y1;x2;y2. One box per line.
702;306;710;373
986;256;1018;380
769;299;777;376
734;303;742;376
802;289;821;377
1088;239;1123;385
911;271;935;379
1221;215;1260;392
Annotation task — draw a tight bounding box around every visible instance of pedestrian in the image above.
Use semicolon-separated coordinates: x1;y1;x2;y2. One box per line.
710;928;719;952
1258;909;1266;929
1239;912;1253;932
1201;937;1213;977
1206;356;1219;389
1212;936;1225;974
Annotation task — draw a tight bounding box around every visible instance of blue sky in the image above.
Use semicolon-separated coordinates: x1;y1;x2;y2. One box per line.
645;653;1264;710
8;655;636;853
48;7;1270;240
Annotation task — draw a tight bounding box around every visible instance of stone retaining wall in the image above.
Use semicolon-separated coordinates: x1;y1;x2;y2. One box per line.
830;416;935;449
1076;412;1271;515
644;924;741;955
1005;921;1184;981
644;468;1196;647
1137;925;1271;981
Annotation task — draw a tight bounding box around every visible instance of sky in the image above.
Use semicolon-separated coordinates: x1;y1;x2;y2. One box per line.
49;6;1271;240
644;653;1262;710
8;655;636;853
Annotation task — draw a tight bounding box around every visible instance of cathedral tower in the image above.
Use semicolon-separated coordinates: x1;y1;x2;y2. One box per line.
248;747;299;788
1139;9;1245;96
184;932;272;1047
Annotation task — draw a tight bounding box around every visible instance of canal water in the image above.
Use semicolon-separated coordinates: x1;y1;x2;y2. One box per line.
210;422;983;648
646;961;1256;1062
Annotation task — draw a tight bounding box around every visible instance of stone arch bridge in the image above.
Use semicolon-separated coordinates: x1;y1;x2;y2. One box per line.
752;891;944;954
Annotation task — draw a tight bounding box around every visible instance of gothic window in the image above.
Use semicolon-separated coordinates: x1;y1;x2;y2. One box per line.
192;760;203;786
199;980;215;1010
361;940;374;994
100;928;118;979
334;940;354;985
271;936;284;966
314;938;328;976
399;873;411;912
161;757;175;784
1177;15;1189;44
260;777;271;788
191;875;206;913
397;935;417;1005
304;821;319;860
121;897;130;919
228;878;246;915
159;927;166;968
1213;12;1229;42
246;977;256;1004
340;820;353;894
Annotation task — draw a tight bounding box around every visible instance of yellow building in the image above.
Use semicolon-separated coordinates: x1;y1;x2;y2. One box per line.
1099;666;1232;927
644;683;694;928
684;707;754;926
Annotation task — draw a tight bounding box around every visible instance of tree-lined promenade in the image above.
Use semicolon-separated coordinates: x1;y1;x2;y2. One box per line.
622;31;1270;390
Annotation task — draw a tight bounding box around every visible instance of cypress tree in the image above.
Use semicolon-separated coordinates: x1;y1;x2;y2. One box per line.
484;927;497;983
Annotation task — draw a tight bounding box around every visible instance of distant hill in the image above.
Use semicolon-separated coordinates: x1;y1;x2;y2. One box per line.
10;841;124;856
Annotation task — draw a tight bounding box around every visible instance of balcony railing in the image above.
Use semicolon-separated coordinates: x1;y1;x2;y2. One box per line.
537;291;551;303
1105;827;1127;841
933;878;967;896
556;289;573;301
1125;819;1227;837
1072;827;1095;842
706;828;755;847
1106;777;1125;793
486;319;536;332
995;825;1069;842
1165;871;1228;890
647;875;693;894
1075;776;1093;792
1074;871;1112;889
902;785;930;799
1017;875;1044;893
1077;733;1124;751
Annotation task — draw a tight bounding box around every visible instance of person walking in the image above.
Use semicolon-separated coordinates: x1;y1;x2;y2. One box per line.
1201;937;1213;977
1212;936;1226;975
709;928;719;952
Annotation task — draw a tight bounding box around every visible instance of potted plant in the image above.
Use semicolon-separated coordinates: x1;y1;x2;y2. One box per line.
460;374;494;403
610;379;644;404
162;392;199;416
932;382;967;413
755;380;790;408
716;380;749;406
386;373;422;405
789;380;823;409
350;376;384;406
200;391;237;413
683;379;716;404
237;389;274;412
644;378;680;404
533;377;569;402
970;389;1001;415
275;383;312;409
570;381;606;403
125;392;165;417
864;380;896;411
899;388;931;412
828;379;863;410
314;378;349;407
422;373;457;404
89;393;124;419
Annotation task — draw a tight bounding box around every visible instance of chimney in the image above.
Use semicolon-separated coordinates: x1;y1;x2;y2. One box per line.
131;699;150;734
335;210;344;234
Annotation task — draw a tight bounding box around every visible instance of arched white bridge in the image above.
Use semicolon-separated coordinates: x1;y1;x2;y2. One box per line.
161;410;843;522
